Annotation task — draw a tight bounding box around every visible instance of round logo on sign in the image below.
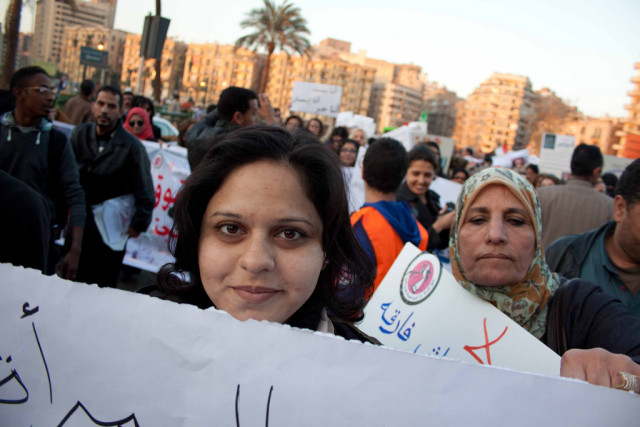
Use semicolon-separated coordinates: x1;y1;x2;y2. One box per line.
153;153;163;169
400;252;441;305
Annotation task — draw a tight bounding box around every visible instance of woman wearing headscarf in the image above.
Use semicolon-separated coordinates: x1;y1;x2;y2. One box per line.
124;107;156;142
449;167;640;390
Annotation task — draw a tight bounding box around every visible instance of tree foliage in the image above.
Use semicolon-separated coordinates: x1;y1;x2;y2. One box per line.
235;0;310;93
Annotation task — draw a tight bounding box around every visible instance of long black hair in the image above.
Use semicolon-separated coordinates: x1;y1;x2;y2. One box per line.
158;125;374;329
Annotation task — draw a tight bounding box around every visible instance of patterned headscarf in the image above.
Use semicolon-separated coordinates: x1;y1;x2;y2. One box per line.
449;167;562;338
124;107;155;141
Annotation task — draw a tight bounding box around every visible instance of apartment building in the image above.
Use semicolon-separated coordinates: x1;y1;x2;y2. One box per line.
181;43;263;105
560;116;623;156
266;48;375;119
617;61;640;158
59;26;126;83
527;87;580;155
121;33;187;100
423;82;461;137
32;0;117;65
453;73;536;153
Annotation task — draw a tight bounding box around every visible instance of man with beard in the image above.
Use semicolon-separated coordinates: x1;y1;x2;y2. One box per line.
69;85;154;287
0;66;85;276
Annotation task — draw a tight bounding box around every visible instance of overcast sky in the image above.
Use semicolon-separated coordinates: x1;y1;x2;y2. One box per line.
5;0;639;117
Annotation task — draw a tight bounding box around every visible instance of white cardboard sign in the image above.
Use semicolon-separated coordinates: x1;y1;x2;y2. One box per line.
358;244;562;376
290;81;342;117
1;264;638;425
538;133;576;179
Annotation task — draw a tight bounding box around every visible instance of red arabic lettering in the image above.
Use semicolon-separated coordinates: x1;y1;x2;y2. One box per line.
162;188;175;211
154;184;162;208
463;318;508;365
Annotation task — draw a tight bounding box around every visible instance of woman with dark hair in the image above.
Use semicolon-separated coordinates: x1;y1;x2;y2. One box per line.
396;146;454;251
450;168;469;185
157;126;376;340
328;126;349;154
306;117;324;137
284;115;303;132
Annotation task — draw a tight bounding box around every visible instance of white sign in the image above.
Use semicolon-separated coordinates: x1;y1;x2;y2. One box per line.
359;244;562;376
290;81;342;117
123;142;190;272
425;134;455;174
603;154;634;176
334;110;376;139
2;264;638;426
429;177;462;207
539;133;576;180
491;148;532;168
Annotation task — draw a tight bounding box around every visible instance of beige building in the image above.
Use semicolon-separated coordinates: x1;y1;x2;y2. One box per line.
560;116;623;156
181;43;263;106
59;26;127;84
453;72;536;153
616;61;640;158
121;34;187;100
32;0;117;65
266;46;376;120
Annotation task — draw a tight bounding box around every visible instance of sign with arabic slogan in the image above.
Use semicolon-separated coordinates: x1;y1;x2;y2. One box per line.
358;244;561;376
290;82;343;117
1;265;637;425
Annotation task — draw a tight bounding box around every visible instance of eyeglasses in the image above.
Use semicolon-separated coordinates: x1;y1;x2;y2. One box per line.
23;86;55;95
129;120;144;127
341;149;357;154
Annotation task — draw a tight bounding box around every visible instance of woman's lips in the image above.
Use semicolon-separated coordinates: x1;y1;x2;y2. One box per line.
232;286;280;303
478;253;511;260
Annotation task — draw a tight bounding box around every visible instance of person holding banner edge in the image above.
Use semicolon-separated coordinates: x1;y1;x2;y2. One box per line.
156;126;377;341
449;167;640;390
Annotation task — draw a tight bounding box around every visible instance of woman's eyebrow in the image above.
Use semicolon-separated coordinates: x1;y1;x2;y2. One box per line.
209;211;241;219
209;212;314;227
276;217;314;227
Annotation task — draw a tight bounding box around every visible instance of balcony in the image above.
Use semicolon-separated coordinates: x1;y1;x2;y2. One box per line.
624;103;640;111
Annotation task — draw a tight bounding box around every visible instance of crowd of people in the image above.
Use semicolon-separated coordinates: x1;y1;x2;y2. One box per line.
1;66;639;393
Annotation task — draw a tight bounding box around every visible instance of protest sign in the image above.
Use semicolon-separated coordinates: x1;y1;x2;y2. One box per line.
358;244;561;376
123;142;190;272
491;148;532;168
1;264;637;426
290;82;342;117
424;134;455;175
538;133;576;179
603;154;634;175
334;110;376;139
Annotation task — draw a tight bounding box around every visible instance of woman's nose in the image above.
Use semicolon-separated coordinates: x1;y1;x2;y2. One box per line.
486;218;507;244
238;234;276;273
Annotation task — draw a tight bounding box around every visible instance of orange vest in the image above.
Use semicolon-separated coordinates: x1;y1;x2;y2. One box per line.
351;206;428;297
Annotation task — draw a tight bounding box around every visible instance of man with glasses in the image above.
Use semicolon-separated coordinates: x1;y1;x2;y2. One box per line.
0;66;86;277
69;85;155;288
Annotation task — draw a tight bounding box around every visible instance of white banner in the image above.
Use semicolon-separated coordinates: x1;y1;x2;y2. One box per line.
123;142;190;272
2;265;638;425
359;244;562;376
290;82;342;117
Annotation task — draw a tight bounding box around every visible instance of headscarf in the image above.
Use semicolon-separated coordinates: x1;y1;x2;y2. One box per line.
449;167;562;338
124;107;154;141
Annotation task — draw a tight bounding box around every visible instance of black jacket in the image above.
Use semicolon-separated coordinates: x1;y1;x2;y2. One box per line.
396;182;449;250
542;279;640;363
70;122;155;233
545;221;610;279
185;110;239;170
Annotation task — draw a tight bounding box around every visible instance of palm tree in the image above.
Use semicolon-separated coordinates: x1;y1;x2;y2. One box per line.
235;0;311;93
1;0;76;89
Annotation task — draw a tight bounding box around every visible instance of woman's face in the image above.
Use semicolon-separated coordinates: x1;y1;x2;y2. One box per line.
339;142;358;167
330;135;343;152
198;160;325;323
452;171;467;185
458;184;536;287
307;119;321;135
128;114;145;136
406;160;435;196
351;130;366;146
285;118;302;132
